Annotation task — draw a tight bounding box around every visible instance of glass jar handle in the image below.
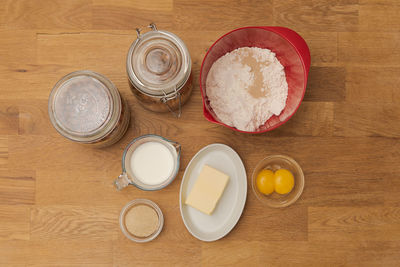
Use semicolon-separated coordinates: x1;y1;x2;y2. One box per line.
114;172;131;190
136;23;157;39
171;141;181;155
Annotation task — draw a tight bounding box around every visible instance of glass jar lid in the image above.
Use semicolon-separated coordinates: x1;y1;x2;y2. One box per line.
48;70;122;143
127;24;191;96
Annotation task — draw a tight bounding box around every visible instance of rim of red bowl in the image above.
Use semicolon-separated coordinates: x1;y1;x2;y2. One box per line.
199;26;309;134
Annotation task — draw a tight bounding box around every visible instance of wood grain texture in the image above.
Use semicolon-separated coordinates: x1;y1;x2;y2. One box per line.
304;67;345;102
261;241;400;266
0;240;113;265
0;102;18;134
0;205;30;240
92;0;172;30
243;204;308;241
113;238;201;266
339;32;400;66
359;0;400;32
1;0;400;265
0;30;36;62
0;5;5;28
301;172;384;207
0;136;8;170
346;66;400;103
333;103;400;137
173;0;273;31
202;241;261;266
0;170;35;205
31;206;119;240
4;0;92;30
309;207;400;241
274;0;359;32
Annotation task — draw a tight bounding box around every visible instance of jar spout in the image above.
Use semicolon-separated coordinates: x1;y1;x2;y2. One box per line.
171;141;181;156
114;172;131;190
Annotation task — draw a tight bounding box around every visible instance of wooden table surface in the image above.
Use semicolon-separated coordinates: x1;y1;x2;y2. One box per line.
1;0;400;266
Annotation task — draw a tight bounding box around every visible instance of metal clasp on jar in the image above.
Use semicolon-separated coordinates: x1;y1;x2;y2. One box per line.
136;23;158;39
161;87;182;118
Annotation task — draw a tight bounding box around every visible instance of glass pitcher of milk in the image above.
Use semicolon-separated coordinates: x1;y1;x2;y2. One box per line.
114;134;181;191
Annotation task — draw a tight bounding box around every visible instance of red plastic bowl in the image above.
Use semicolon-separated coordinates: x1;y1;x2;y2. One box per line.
199;26;311;133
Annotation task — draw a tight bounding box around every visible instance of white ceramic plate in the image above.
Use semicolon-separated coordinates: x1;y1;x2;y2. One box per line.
179;143;247;242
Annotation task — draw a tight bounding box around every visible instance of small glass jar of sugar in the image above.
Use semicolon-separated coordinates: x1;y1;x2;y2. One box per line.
114;134;181;191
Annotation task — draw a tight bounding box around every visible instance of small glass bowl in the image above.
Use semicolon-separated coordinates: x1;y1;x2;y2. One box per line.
251;155;304;208
119;199;164;243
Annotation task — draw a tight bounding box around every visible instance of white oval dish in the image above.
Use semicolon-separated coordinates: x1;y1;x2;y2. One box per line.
179;143;247;241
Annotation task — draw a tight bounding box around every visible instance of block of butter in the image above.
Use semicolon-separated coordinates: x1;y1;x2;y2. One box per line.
185;164;229;215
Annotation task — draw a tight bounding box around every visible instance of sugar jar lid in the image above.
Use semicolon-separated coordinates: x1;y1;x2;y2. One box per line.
127;23;191;96
48;70;121;143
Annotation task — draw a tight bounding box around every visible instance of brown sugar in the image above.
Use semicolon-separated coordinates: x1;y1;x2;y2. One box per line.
124;204;159;238
238;47;270;99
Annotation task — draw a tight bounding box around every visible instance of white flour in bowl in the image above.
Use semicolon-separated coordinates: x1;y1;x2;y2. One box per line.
206;47;288;132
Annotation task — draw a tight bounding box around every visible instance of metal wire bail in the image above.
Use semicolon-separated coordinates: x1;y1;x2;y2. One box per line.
161;88;182;118
135;28;141;39
135;23;157;39
148;23;157;31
